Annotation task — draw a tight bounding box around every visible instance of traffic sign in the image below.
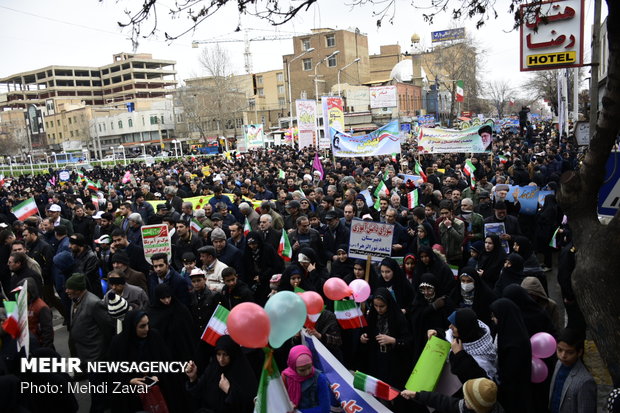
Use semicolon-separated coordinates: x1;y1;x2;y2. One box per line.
598;151;620;216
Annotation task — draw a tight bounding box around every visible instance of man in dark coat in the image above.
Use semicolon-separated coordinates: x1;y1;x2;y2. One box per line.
220;267;254;310
148;252;191;307
8;252;43;299
211;228;245;280
69;234;103;298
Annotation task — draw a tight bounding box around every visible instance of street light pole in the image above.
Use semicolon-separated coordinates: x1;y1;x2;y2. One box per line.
8;157;13;176
287;48;315;128
314;51;340;148
337;58;361;97
118;145;126;166
28;155;34;175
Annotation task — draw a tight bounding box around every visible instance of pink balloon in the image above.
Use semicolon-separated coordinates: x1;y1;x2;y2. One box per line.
227;302;270;348
323;277;353;301
349;279;371;303
299;291;324;314
530;332;557;359
531;357;548;383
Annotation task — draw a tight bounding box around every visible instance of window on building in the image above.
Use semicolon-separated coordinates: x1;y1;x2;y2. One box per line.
256;75;263;85
160;116;164;124
277;85;285;94
236;118;243;128
73;116;77;123
68;117;72;125
258;88;264;96
142;116;145;126
278;97;286;107
128;118;133;127
327;54;337;67
57;120;61;126
118;120;123;129
98;124;102;132
261;116;266;124
111;122;114;130
70;131;74;137
277;72;284;82
45;121;48;129
302;58;312;71
301;38;311;51
249;99;256;110
326;34;335;47
59;132;62;139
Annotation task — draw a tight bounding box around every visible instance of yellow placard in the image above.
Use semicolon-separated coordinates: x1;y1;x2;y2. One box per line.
526;51;576;67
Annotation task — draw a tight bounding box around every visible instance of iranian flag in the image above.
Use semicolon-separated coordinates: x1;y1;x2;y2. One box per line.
11;197;39;221
278;169;285;179
254;350;295;413
190;218;203;233
549;227;560;249
278;229;293;262
374;180;389;198
201;304;230;346
353;371;399;401
498;155;508;164
464;159;476;177
407;190;419;209
334;300;367;329
244;217;252;236
85;178;100;191
470;174;477;190
1;301;19;339
455;80;464;102
414;160;427;182
391;153;398;163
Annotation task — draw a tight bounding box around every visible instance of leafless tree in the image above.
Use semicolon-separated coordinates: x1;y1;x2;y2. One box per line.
522;69;560;115
485;79;514;118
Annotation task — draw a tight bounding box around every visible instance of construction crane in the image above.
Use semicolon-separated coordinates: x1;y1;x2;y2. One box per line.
191;31;294;74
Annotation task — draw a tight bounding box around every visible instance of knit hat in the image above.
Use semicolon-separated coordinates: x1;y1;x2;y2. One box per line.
107;292;129;319
211;228;226;240
463;378;497;413
65;273;86;291
470;240;484;254
111;252;130;266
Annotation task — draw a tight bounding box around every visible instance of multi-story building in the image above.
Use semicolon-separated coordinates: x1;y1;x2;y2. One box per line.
369;44;412;83
0;52;176;111
283;28;370;115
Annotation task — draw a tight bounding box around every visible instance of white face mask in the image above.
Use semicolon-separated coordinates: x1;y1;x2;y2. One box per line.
461;282;475;292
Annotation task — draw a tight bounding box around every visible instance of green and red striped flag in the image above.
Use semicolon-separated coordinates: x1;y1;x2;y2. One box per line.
414;160;427;182
1;301;19;339
549;227;560;249
278;229;293;262
201;304;229;346
278;169;285;179
11;197;39;221
470;174;477;190
407;190;419;209
498;154;508;164
353;371;400;401
190;218;203;233
85;178;100;191
255;349;295;413
373;180;389;198
244;217;252;236
464;159;476;177
334;299;367;329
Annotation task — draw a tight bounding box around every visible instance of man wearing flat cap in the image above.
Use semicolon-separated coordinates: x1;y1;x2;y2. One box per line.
110;251;148;292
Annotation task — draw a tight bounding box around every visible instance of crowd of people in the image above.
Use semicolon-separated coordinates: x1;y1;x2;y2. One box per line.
0;121;617;413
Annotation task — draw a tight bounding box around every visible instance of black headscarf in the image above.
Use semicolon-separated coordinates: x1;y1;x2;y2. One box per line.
502;284;556;337
489;298;530;351
452;308;484;343
448;266;496;327
376;257;414;311
413;245;456;296
513;235;534;260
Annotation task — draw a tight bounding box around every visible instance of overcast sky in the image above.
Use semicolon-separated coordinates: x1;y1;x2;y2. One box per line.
0;0;602;98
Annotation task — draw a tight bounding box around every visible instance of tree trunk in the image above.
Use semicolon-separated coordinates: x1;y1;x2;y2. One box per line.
558;1;620;386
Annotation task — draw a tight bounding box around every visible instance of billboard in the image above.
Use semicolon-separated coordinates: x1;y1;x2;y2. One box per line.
431;28;466;43
520;0;584;71
321;96;345;150
243;124;264;149
296;99;318;149
370;86;398;108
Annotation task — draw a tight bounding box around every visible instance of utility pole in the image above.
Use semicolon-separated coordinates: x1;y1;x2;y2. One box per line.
589;0;602;134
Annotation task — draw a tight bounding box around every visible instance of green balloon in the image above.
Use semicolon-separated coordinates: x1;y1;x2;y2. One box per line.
265;291;307;348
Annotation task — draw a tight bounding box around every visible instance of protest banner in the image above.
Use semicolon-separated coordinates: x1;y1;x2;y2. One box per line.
370;86;397;108
348;218;393;262
415;121;494;153
17;280;30;357
322;96;345;150
243;124;265;149
405;336;451;392
303;332;392;413
499;185;545;215
331;120;401;158
141;224;172;263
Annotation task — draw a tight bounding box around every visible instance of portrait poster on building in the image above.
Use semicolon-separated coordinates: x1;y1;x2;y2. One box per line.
296;99;318;149
321;96;345;150
331;120;401;158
